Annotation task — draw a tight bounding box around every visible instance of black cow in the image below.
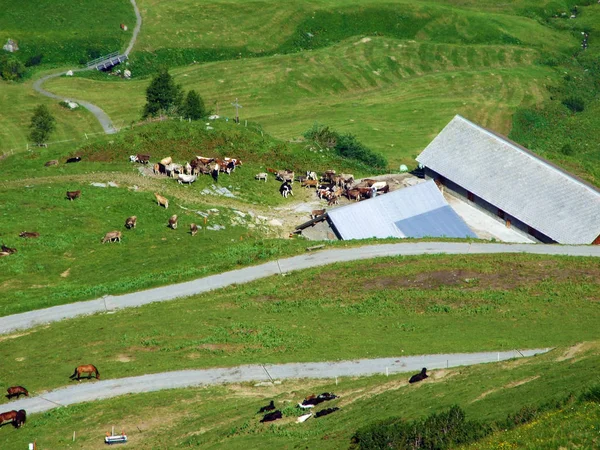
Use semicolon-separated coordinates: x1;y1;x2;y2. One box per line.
315;407;339;418
66;156;81;163
279;181;293;198
258;400;275;413
260;410;282;423
409;368;428;384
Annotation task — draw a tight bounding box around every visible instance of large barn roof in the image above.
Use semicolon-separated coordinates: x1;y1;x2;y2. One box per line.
327;180;475;240
416;115;600;245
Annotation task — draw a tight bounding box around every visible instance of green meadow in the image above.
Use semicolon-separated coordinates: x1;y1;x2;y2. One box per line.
0;253;598;398
0;342;599;449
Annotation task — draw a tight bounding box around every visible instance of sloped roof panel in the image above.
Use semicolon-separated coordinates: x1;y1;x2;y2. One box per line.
395;205;476;238
327;180;474;240
416;115;600;244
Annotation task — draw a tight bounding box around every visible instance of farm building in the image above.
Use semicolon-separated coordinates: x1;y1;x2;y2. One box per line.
416;115;600;245
325;180;476;240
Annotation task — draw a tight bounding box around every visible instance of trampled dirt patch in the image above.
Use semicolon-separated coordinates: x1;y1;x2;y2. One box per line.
556;342;594;362
471;375;540;403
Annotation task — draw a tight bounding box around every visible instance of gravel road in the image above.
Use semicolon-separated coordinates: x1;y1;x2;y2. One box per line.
1;242;598;335
3;348;550;414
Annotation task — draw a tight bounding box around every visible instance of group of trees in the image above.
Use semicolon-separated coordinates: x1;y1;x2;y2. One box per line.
142;68;206;120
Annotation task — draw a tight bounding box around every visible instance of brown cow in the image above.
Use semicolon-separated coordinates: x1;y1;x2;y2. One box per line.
311;209;326;219
154;193;169;208
346;188;361;202
19;232;39;238
66;190;81;201
301;179;319;188
168;215;178;230
196;156;215;165
101;231;122;243
6;386;28;399
136;154;150;164
124;216;137;229
190;223;198;236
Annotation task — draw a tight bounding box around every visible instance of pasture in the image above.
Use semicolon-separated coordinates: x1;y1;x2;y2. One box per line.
45;38;556;166
0;253;598;397
0;342;599;449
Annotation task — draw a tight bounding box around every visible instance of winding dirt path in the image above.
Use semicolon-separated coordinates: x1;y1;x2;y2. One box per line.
32;0;142;134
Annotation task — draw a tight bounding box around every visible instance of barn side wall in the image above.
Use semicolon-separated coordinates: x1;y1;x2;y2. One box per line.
423;168;556;244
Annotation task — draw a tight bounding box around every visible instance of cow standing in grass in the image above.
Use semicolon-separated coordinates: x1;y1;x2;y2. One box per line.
168;215;178;230
101;231;122;243
125;216;137;229
190;223;198;236
154;193;169;208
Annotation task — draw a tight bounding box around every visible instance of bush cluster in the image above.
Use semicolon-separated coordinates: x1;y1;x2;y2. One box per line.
352;405;488;450
303;123;387;169
0;55;25;81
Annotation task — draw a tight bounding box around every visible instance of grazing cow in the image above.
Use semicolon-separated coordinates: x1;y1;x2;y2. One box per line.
184;162;192;175
66;156;81;163
276;170;294;183
154;193;169;208
124;216;137;229
6;386;28;400
211;164;219;182
346;188;361;202
168;215;178;230
260;410;282;423
258;400;275;414
178;173;197;184
280;181;293;198
160;156;173;166
129;155;137;162
321;170;336;182
69;364;100;380
301;179;319;188
300;392;338;408
153;163;162;174
190;223;198;236
13;409;26;428
311;209;326;219
101;231;122;243
306;171;318;180
196;156;215;165
315;407;339;418
266;167;278;175
327;195;339;206
19;232;39;238
66;190;81;201
136;154;150;164
255;173;268;182
409;368;428;384
44;160;58;167
356;186;373;199
215;159;235;175
224;157;243;167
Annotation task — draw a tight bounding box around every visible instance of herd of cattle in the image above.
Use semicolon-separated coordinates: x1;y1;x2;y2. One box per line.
255;168;390;207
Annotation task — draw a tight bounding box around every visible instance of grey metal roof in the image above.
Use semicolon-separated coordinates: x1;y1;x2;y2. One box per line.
327;180;475;240
416;115;600;245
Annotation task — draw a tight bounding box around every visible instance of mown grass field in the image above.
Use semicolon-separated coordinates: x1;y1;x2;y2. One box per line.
0;342;599;449
0;253;598;399
46;38;556;166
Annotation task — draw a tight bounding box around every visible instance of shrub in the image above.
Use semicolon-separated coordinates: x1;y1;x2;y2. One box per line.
0;55;26;81
182;90;207;120
560;143;574;156
562;96;585;112
25;54;44;67
142;68;184;118
580;385;600;403
29;104;56;145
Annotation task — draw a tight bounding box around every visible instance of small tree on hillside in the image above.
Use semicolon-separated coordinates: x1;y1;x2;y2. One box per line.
142;68;183;118
29;104;56;145
182;90;206;120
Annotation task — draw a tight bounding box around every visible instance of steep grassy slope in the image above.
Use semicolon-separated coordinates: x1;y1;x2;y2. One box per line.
1;253;598;398
1;343;599;449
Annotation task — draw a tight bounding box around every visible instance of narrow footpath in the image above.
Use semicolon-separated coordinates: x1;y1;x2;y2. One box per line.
1;242;599;335
3;348;549;414
32;0;142;134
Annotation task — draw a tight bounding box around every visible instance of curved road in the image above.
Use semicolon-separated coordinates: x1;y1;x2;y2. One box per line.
32;0;142;134
1;242;599;335
3;348;549;414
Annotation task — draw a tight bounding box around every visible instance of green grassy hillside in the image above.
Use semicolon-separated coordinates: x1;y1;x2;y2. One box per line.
1;342;599;449
1;253;598;398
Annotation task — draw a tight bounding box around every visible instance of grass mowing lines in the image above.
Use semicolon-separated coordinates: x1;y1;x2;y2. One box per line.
1;343;600;449
0;253;598;397
45;38;555;165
